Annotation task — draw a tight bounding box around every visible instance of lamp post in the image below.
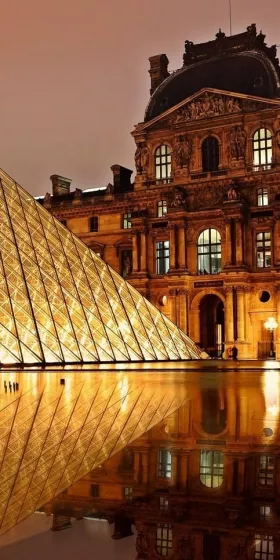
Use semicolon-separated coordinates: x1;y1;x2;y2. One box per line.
264;317;278;358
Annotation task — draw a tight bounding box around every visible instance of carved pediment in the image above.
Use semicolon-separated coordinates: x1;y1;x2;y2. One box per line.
138;88;280;131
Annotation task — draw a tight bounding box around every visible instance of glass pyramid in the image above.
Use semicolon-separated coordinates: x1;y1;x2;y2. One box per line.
0;168;203;365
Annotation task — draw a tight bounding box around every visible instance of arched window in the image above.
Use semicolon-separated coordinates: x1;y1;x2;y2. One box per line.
253;128;272;168
155;145;171;181
198;228;222;275
202;136;219;172
200;450;224;488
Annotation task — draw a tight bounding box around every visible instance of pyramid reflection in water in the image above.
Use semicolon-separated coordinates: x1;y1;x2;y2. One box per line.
0;169;202;365
0;370;190;535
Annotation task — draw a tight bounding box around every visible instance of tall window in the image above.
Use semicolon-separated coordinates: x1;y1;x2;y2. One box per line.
257;188;269;206
156;524;173;557
124;487;133;500
159;496;169;511
157;200;168;217
202;136;219;172
156;241;170;275
254;535;274;560
158;449;172;478
260;506;271;520
253;128;273;168
259;456;274;486
200;450;224;488
90;216;98;232
123;213;131;229
256;232;271;268
155;145;171;181
198;229;222;275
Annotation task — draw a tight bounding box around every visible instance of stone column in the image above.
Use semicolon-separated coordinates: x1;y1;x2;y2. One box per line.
236;286;245;341
133;451;140;483
178;289;187;333
168;225;176;271
235;219;244;266
274;215;280;266
140;230;147;272
225;287;234;343
140;451;149;486
225;219;232;266
132;231;139;273
178;452;189;491
169;289;178;325
178;223;186;270
276;286;280;359
171;452;178;487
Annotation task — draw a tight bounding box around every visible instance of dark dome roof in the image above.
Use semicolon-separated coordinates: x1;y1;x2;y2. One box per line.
145;32;280;122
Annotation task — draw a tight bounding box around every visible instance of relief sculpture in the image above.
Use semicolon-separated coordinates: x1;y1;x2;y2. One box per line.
174;92;241;123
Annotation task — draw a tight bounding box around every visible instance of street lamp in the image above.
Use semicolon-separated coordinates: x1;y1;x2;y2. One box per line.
264;317;278;358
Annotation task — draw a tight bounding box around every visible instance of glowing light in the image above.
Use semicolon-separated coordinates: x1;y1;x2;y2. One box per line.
264;317;278;331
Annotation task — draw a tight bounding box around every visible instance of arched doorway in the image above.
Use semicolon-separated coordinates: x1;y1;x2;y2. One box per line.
200;294;224;357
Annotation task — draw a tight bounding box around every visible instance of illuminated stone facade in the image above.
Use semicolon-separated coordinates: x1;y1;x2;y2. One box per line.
41;24;280;360
47;370;280;559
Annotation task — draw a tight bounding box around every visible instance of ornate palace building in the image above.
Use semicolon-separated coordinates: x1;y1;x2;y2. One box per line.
39;24;280;359
44;371;280;559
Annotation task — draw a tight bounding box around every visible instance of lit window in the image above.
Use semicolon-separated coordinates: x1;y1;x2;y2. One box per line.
200;450;224;488
121;249;132;278
156;524;173;557
254;534;274;560
123;213;132;229
253;129;272;169
156;241;170;275
158;449;172;478
259;456;274;486
202;136;219;172
157;200;168;217
159;496;169;511
90;484;99;498
155;145;171;181
124;487;133;500
257;188;269;206
260;506;271;520
197;228;222;275
90;217;98;232
256;232;271;268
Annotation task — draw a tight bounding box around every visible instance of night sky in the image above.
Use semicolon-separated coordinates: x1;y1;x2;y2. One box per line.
1;0;279;195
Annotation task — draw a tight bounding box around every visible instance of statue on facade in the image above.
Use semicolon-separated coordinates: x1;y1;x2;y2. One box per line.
173;94;241;124
44;192;51;205
105;182;114;194
228;126;247;161
135;144;149;174
136;531;150;555
74;188;82;199
169;187;187;208
227;185;238;201
178;537;192;560
123;255;132;277
173;136;191;168
135;144;142;174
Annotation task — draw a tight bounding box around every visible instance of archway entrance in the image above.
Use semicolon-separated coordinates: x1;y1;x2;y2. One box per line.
200;294;224;357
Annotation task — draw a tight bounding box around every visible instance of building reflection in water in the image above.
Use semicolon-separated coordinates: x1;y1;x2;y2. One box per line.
43;370;280;559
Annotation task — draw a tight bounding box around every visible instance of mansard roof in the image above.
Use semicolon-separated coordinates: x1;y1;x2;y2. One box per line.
145;24;280;122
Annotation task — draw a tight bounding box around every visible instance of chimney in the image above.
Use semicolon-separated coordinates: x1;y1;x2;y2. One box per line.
110;165;133;193
50;174;72;196
148;54;169;96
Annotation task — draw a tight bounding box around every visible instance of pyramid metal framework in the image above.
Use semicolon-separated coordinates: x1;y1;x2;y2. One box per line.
0;168;203;365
